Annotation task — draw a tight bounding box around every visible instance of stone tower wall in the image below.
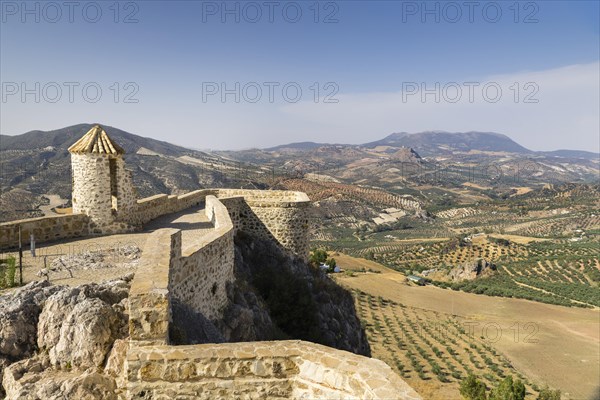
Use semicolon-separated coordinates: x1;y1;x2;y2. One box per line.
126;195;421;400
71;153;114;231
113;157;137;219
217;189;311;261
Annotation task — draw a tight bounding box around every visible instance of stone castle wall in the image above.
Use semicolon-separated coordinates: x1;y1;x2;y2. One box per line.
129;195;235;344
1;151;420;399
169;195;234;321
130;189;214;226
126;194;421;399
130;188;310;260
0;189;310;262
128;228;178;345
217;189;311;261
0;214;90;249
125;340;421;400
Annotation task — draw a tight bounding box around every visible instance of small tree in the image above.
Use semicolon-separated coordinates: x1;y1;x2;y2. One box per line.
309;249;328;266
537;387;561;400
460;374;487;400
489;376;526;400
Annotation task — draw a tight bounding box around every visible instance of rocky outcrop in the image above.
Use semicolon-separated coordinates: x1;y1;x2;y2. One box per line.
2;354;117;400
0;276;132;399
0;281;62;361
390;147;423;164
448;258;497;281
48;298;121;369
37;278;130;369
422;259;497;282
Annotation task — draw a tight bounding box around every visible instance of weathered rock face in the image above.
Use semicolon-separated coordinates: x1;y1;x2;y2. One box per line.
37;278;131;370
104;338;128;389
1;276;131;398
3;354;117;400
390;147;423;163
219;281;279;342
448;258;497;281
421;258;497;282
0;357;10;398
0;281;62;361
49;297;121;369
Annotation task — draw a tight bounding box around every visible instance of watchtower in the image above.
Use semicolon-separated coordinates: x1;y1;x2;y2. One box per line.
68;125;136;232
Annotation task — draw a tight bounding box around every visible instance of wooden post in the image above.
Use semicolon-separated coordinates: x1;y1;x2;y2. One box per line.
18;225;23;285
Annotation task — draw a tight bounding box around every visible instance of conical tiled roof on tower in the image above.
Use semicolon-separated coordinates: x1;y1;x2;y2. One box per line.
68;125;125;155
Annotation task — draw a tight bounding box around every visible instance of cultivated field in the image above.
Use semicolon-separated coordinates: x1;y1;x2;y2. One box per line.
333;253;600;400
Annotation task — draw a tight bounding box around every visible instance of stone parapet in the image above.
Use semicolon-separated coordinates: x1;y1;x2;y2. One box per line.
0;214;90;249
129;195;235;342
128;228;180;344
170;195;235;321
125;340;422;400
132;189;215;225
216;189;311;261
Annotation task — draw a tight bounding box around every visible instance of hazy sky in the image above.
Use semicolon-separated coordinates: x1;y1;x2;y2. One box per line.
1;1;598;151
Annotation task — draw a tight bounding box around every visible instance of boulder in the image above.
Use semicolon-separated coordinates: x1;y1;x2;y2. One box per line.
1;277;131;397
37;277;131;364
49;298;121;369
0;281;62;360
3;356;117;400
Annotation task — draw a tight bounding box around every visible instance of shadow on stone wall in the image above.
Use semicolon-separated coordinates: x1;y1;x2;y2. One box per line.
227;198;309;262
169;299;225;345
168;230;370;357
231;231;370;356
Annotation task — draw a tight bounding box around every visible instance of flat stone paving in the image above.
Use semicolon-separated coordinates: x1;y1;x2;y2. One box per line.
0;204;213;290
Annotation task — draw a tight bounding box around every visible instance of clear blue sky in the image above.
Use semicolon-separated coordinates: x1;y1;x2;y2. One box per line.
1;1;599;151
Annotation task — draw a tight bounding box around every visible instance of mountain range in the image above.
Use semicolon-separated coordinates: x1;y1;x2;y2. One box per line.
265;131;598;160
1;124;598;222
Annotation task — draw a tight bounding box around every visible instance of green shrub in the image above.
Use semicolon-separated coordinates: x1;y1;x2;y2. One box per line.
537;386;561;400
460;374;487;400
0;256;17;289
489;376;525;400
